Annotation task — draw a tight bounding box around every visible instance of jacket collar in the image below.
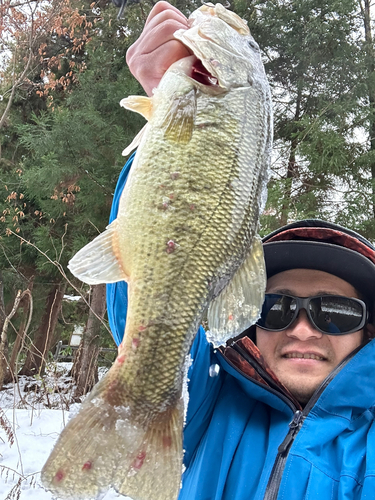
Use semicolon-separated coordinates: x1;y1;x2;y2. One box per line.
221;337;301;408
220;336;375;417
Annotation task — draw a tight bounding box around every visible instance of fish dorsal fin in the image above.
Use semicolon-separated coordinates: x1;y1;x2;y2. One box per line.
122;124;148;156
120;95;153;121
161;88;196;144
68;219;128;285
207;236;266;346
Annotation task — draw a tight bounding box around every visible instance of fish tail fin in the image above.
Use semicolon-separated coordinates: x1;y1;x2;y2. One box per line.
41;379;184;500
116;402;184;500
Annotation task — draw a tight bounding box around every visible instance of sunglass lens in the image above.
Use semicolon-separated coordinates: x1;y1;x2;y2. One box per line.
258;294;296;330
310;296;364;334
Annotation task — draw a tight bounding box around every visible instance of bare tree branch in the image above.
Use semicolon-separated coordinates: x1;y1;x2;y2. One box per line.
0;48;33;129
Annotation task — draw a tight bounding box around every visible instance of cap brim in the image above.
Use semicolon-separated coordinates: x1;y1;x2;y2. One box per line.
263;240;375;304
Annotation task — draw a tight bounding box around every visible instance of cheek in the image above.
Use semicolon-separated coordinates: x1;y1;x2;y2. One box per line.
256;328;279;362
330;331;363;360
255;327;266;350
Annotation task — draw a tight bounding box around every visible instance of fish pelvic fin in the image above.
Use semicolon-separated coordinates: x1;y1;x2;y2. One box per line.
161;88;196;144
68;219;128;284
122;123;148;156
41;374;184;500
207;235;266;346
120;95;153;120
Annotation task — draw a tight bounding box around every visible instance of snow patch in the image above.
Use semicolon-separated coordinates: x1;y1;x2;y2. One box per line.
0;362;129;500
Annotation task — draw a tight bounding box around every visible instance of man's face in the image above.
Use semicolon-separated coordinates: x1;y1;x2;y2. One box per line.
256;269;364;405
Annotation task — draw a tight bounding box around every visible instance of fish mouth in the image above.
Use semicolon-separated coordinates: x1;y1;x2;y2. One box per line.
171;55;224;91
191;57;219;87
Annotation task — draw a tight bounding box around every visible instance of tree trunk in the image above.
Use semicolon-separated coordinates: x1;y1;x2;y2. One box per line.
0;290;24;387
0;272;6;336
362;0;375;220
0;272;8;387
4;287;33;384
280;87;302;226
280;137;299;226
72;284;107;400
18;282;66;377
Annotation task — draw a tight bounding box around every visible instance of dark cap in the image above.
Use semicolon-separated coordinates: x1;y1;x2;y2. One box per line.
263;219;375;306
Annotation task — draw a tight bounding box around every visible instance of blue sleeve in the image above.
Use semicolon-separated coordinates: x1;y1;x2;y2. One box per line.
183;327;224;467
106;152;136;346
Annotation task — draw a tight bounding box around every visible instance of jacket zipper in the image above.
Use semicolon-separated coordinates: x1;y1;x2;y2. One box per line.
262;409;304;500
262;344;363;500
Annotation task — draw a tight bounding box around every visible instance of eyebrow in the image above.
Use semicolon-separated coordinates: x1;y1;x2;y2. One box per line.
266;288;349;296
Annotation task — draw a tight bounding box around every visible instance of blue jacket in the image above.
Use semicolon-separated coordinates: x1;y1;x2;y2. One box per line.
107;157;375;500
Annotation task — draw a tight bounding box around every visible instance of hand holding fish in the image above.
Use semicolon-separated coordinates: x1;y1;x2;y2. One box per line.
126;1;191;95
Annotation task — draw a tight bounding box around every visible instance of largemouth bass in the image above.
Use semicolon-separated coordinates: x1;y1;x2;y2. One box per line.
41;3;272;500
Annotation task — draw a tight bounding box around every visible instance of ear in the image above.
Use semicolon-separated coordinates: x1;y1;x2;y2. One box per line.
365;322;375;341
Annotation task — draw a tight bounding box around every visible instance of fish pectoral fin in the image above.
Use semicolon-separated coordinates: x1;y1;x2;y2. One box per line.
120;95;153;120
42;371;184;500
122;123;148;156
207;236;266;345
68;219;129;285
161;88;196;144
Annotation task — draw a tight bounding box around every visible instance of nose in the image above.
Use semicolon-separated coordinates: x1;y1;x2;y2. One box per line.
285;309;323;340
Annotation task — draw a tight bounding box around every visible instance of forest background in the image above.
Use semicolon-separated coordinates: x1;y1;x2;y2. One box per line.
0;0;375;399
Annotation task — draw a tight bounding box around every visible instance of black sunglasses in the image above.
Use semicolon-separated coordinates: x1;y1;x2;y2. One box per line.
256;294;368;335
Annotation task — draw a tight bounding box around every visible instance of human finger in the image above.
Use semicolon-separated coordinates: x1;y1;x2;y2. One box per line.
126;6;190;94
131;40;191;96
143;1;188;28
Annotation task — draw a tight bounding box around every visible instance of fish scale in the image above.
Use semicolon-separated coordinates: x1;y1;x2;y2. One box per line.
41;4;272;500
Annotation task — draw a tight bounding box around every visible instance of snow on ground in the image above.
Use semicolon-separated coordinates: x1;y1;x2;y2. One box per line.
0;362;129;500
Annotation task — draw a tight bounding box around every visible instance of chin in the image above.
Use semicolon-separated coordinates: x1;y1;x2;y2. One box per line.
281;379;322;405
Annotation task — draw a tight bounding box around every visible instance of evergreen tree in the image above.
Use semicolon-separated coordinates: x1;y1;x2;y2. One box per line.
0;0;145;377
2;0;375;381
235;0;372;237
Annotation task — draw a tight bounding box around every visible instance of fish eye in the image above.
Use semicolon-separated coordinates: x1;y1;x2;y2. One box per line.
247;39;260;52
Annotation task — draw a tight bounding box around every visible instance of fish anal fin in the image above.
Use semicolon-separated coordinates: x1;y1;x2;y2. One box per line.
161;89;196;144
41;372;184;500
120;95;153;121
68;219;128;285
207;236;266;346
122;124;148;156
